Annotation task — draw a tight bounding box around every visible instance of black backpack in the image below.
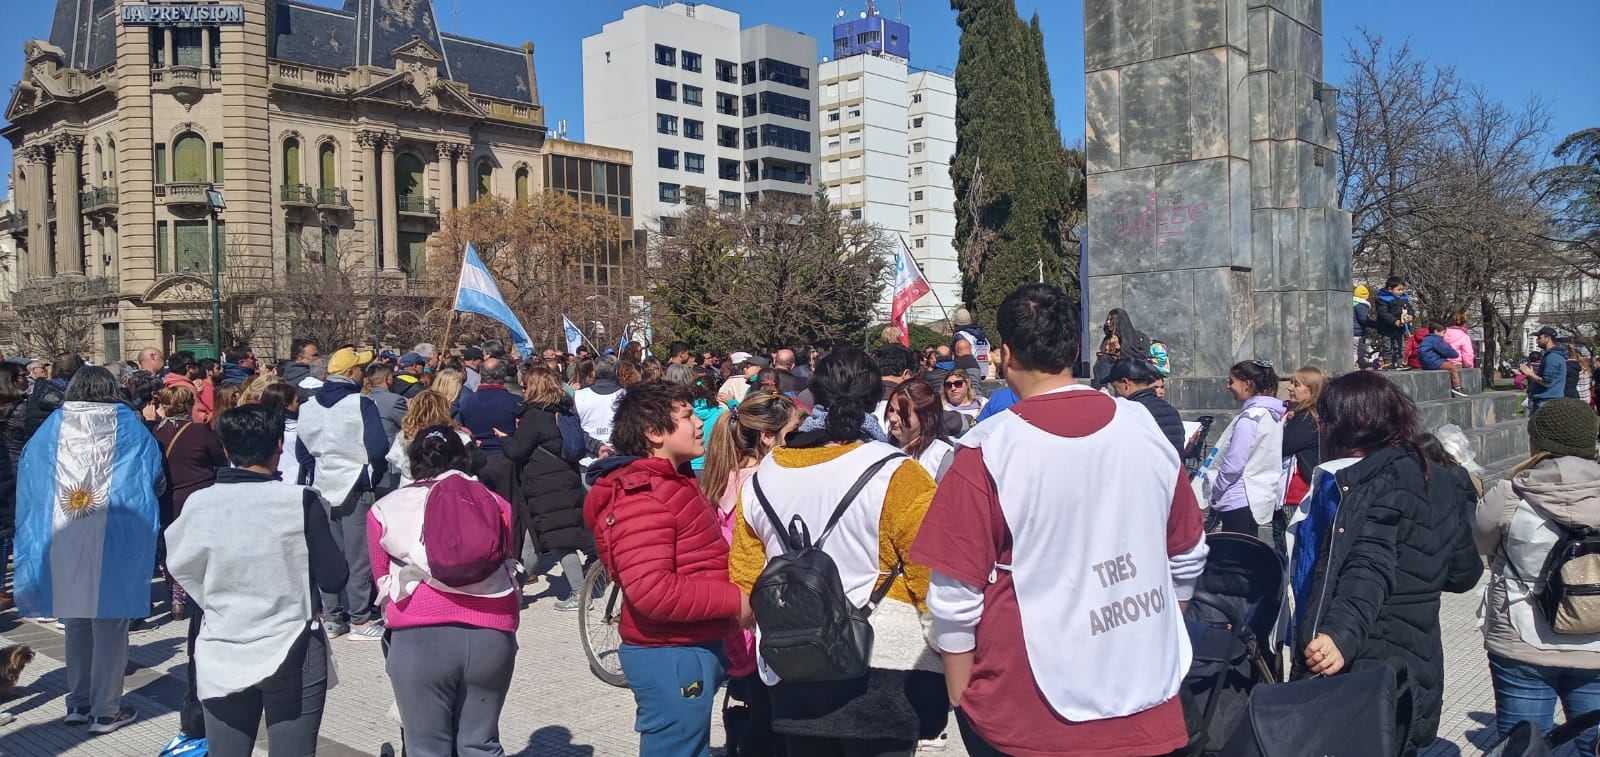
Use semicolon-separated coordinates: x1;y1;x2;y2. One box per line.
749;453;903;683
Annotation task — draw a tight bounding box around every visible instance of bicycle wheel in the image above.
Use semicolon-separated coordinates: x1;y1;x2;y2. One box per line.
578;561;628;687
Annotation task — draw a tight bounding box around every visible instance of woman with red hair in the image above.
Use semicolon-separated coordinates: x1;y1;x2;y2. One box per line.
885;379;955;482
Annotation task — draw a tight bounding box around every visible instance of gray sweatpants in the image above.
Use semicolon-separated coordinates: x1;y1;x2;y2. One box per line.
322;491;376;624
63;617;130;718
387;625;517;757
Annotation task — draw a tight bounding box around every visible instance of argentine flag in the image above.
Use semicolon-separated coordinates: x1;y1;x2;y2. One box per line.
15;401;162;619
454;243;534;358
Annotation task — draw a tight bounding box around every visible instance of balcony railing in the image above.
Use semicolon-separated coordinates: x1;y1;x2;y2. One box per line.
156;182;211;206
15;275;120;306
150;65;221;105
281;183;315;206
80;186;118;212
758;169;811;184
316;186;350;208
395;195;437;216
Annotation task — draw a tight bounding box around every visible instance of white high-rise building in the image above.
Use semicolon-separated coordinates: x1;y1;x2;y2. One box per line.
819;11;959;325
583;3;819;232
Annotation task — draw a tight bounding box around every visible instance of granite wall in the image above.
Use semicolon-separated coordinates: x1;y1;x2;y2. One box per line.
1084;0;1352;380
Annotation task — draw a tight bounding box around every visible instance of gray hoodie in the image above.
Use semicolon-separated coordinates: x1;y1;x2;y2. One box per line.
1476;454;1600;668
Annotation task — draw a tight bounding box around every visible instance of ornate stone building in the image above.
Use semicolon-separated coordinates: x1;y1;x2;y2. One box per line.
3;0;560;360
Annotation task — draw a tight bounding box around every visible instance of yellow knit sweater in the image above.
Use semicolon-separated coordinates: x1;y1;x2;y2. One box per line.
728;443;937;611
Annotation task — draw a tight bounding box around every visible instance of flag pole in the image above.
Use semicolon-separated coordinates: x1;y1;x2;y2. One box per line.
438;309;458;364
899;234;954;330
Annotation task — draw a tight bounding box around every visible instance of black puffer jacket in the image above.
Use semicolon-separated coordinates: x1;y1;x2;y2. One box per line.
0;400;24;533
1282;410;1320;482
1125;387;1185;457
1295;446;1482;754
502;399;589;553
22;378;67;442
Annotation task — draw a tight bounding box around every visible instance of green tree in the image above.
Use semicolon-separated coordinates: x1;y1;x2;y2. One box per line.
1535;128;1600;266
951;0;1070;327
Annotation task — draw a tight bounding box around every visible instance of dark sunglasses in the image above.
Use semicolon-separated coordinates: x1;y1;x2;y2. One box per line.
944;380;967;388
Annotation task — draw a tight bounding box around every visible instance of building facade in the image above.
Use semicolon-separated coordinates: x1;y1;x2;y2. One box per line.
3;0;552;361
582;2;819;231
818;11;958;325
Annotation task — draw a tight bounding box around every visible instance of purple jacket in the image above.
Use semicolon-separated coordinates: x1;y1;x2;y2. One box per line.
1212;395;1286;513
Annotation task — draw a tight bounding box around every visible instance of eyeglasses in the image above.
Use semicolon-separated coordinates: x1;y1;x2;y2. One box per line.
944;380;967;388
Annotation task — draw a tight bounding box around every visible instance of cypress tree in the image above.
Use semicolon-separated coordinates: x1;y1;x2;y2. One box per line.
950;0;1068;325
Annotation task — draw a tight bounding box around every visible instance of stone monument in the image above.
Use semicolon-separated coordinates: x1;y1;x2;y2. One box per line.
1083;0;1352;393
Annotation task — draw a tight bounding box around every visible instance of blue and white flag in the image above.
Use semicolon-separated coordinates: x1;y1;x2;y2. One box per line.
15;401;162;619
618;325;630;356
563;315;584;357
454;243;534;358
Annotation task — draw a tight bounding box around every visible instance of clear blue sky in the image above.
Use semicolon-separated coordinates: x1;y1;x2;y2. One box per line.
0;0;1595;189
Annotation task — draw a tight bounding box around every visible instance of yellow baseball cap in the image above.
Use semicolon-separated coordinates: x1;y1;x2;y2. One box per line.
327;347;375;375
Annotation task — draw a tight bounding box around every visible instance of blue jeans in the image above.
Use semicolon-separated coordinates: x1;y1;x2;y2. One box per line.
1489;653;1600;752
617;643;725;757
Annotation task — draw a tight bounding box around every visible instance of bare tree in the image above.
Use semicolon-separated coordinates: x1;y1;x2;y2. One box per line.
14;278;104;357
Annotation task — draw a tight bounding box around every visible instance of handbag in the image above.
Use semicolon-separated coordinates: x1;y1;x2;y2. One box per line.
1219;666;1401;757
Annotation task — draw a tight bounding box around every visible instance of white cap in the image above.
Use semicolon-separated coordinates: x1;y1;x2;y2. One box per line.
729;351;753;365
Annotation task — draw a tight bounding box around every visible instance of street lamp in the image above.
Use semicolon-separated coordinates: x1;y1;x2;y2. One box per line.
206;187;226;360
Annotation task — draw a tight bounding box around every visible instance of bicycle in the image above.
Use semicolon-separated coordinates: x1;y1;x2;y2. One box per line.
577;560;627;687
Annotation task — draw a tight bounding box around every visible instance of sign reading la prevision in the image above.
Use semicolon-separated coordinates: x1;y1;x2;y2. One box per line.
119;3;245;26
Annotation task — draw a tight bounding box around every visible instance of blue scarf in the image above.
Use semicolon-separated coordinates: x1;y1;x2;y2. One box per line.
798;405;888;443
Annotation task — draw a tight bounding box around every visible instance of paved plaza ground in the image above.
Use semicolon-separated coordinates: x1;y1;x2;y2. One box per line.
0;568;1580;757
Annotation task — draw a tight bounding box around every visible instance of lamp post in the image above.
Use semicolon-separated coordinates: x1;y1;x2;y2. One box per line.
205;187;227;360
358;215;380;350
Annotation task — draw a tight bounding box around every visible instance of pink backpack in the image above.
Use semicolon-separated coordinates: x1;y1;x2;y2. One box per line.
411;475;510;587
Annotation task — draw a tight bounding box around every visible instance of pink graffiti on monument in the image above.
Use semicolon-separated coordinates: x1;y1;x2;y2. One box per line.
1112;192;1210;249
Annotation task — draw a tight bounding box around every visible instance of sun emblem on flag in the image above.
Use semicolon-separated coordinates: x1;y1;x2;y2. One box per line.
57;480;108;520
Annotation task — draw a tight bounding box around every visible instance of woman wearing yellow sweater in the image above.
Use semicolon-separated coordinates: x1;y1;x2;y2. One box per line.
728;349;946;757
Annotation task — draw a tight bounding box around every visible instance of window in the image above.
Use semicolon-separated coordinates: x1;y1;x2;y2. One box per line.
321;226;339;265
758;91;811;121
655;44;676;66
913;166;923;176
912;117;924;128
826;159;840;174
828;110;841;122
285;222;304;272
655;79;677;101
913;141;924;153
148;28;165;67
715;59;737;83
684;153;704;174
826;136;841;151
743;95;756;118
174;220;210;272
659;182;680;203
318;142;337;188
914;214;924;225
515;166;530;201
683;85;703;107
684;119;704;140
174;27;203;67
912;93;923;104
719;191;740;209
850;208;862;219
742;61;755;85
718;159;740;181
846;77;860;92
282;138;301;186
847;131;862;145
395;153;424;198
754;124;810;153
684;186;705;205
657;149;679;170
717;126;738;148
913;190;924;200
716;92;737;116
657;114;679;135
476;161;493;199
681;51;702;72
914;237;926;248
212;142;225;183
399;231;427;277
172;132;206;182
755;58;810;89
848;107;861;119
156;221;169;273
847;182;862;196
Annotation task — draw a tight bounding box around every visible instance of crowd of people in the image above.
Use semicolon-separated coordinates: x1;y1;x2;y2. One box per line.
0;279;1599;756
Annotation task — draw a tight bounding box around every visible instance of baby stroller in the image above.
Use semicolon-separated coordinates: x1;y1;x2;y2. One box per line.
1177;533;1286;756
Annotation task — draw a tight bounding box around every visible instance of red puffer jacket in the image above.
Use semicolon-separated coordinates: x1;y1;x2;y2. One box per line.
583;455;740;647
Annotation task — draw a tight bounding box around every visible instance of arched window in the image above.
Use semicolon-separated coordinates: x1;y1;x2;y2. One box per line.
475;160;493;200
282;138;301;186
318;142;337;188
173;132;207;183
395;153;424;198
105;138;116;182
515;166;529;201
93;143;103;183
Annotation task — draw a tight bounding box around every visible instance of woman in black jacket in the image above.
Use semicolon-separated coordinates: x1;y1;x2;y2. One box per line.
1293;371;1483;755
1279;366;1326;552
0;363;27;611
502;363;590;611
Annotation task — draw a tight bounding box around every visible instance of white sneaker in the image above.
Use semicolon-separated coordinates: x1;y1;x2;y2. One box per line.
917;732;949;752
62;708;90;726
87;708;137;735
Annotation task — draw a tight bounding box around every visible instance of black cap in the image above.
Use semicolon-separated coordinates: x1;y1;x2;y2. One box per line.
1534;326;1560;339
461;347;484;361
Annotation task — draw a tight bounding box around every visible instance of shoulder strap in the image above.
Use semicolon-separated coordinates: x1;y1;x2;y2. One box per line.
750;473;793;552
164;421;194;457
815;453;905;550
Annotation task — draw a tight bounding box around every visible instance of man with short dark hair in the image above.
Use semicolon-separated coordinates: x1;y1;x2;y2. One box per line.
460;347;485;392
221;348;257;387
362;362;408;450
161;352;213;425
393;353;427;399
1108;359;1186;456
667;341;693;366
282;339;320;388
1524;326;1568;414
912;283;1206;757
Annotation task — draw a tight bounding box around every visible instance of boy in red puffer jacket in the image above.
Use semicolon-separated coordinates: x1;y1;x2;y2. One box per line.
583;380;752;757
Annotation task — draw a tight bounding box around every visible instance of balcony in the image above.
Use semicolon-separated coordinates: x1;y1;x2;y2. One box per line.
80;186;118;213
156;182;211;208
16;275;120;306
395;195;437;216
281;183;315;206
150;66;222;106
316;186;350;209
759;168;812;185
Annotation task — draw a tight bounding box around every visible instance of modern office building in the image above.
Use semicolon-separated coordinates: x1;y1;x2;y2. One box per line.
1;0;605;361
583;2;819;231
818;10;958;324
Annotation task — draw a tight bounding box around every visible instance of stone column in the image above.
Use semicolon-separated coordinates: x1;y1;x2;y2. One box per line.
380;136;398;271
357;130;382;271
19;145;50;279
436;142;456;210
454;147;470;208
163;27;174;66
52;134;84;275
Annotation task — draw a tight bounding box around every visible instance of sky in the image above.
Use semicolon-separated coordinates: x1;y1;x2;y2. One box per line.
0;0;1595;189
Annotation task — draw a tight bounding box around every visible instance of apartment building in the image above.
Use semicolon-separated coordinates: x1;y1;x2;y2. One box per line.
583;3;819;230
